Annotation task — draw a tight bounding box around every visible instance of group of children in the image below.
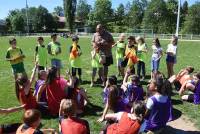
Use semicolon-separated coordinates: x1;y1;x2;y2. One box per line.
1;33;200;134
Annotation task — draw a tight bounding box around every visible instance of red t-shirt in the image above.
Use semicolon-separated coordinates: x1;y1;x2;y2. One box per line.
46;77;68;115
19;89;37;110
61;117;88;134
107;112;141;134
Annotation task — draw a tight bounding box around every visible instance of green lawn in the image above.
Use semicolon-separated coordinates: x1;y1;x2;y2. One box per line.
0;36;200;133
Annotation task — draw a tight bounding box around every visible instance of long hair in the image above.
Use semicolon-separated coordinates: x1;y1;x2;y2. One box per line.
132;101;146;122
108;85;119;112
154;38;161;48
15;74;29;100
155;74;172;96
46;66;58;85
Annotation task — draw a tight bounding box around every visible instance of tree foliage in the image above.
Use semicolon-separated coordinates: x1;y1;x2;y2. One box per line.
182;2;200;34
76;0;91;23
64;0;77;32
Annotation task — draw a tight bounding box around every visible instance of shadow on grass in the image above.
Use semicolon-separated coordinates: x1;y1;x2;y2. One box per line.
171;98;183;105
80;103;103;117
163;126;200;134
81;80;91;85
171;108;182;121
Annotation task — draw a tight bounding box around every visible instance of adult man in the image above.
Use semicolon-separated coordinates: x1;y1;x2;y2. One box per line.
92;24;115;82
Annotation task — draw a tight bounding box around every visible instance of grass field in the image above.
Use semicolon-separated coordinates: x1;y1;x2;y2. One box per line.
0;36;200;133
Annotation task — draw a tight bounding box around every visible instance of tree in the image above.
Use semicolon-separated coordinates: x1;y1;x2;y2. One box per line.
126;0;147;29
166;0;178;33
88;0;113;30
54;6;64;16
7;10;25;32
180;1;188;28
115;4;125;25
76;0;91;23
63;0;77;32
182;2;200;34
142;0;168;33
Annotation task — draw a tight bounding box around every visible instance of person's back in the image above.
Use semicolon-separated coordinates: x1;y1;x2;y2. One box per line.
127;84;144;102
61;117;88;134
146;95;171;131
107;112;141;134
47;77;68;115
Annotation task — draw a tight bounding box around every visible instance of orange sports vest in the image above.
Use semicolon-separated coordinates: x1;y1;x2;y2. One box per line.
16;124;35;134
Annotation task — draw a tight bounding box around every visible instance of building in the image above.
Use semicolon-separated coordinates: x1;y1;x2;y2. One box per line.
0;19;6;33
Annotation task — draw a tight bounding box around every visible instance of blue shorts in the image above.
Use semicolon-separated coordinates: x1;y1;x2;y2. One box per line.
117;58;123;67
151;59;160;71
166;55;176;63
51;59;62;69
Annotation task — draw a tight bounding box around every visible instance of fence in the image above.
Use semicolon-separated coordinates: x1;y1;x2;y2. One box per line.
1;32;200;40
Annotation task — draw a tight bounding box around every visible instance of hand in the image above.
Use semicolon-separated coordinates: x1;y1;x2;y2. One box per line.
97;117;104;123
21;104;26;108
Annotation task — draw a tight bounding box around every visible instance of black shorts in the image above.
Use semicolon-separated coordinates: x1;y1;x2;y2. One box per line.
0;123;21;133
103;56;113;66
188;94;194;102
174;80;181;90
38;66;45;71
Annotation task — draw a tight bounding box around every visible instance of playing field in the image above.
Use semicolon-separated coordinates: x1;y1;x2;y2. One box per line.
0;36;200;133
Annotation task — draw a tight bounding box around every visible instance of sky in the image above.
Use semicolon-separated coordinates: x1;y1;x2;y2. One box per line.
0;0;198;19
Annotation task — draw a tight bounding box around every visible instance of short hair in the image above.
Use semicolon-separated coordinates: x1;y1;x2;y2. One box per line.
37;36;44;41
9;38;16;44
62;99;76;117
136;36;145;44
72;35;79;41
23;109;41;126
51;34;57;38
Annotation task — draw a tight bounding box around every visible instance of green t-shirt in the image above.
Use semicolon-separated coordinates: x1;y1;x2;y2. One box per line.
47;41;61;60
6;47;24;65
137;43;147;62
91;51;103;68
116;42;126;59
35;44;48;67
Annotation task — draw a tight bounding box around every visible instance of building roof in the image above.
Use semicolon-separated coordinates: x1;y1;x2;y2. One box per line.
0;19;6;26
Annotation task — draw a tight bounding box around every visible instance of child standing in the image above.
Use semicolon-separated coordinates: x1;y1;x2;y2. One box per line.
47;34;62;74
166;35;178;78
114;33;126;77
69;35;82;81
34;37;48;71
123;36;138;75
91;46;104;87
6;38;26;78
151;38;163;81
136;36;147;80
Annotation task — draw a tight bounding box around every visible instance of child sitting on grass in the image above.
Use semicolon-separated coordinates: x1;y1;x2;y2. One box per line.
98;85;129;123
181;72;200;104
59;99;90;134
6;37;26;79
145;74;173;133
69;35;82;82
121;74;144;108
16;109;56;134
66;76;90;115
90;45;104;87
103;101;146;134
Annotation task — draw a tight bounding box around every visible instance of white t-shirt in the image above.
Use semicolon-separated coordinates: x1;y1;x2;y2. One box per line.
152;45;163;60
166;44;177;56
146;94;169;110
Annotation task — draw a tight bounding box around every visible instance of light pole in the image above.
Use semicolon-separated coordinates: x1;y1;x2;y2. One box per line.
175;0;181;37
25;0;29;34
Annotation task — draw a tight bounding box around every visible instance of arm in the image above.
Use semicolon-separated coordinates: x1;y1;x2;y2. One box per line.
98;102;109;122
59;99;67;117
105;113;118;121
30;64;37;87
41;129;57;134
0;104;25;114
